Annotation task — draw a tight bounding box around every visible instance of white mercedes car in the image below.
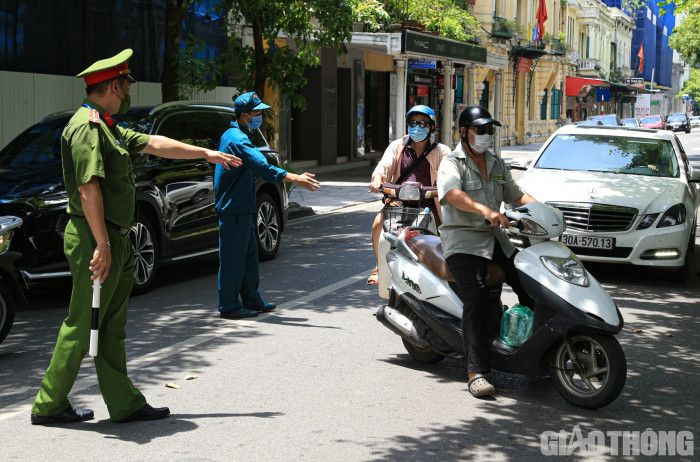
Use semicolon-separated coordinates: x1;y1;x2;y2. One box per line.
514;125;700;279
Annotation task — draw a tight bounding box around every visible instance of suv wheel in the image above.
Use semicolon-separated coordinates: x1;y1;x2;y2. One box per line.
0;281;16;344
130;212;159;294
256;193;281;261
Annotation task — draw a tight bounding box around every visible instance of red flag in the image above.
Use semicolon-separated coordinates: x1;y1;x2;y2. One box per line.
637;42;645;74
535;0;547;41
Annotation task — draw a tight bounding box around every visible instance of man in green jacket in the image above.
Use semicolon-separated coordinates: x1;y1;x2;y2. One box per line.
31;49;242;425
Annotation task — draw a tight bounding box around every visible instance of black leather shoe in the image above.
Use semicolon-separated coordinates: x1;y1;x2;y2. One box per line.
250;302;276;313
220;309;259;319
31;406;94;425
115;403;170;423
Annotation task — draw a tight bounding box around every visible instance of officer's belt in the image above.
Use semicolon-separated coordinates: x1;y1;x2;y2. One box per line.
69;214;131;236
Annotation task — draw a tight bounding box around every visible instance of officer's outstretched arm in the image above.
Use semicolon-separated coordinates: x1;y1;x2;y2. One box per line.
144;135;242;169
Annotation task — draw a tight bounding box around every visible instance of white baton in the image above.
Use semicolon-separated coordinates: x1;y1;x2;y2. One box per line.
88;279;101;357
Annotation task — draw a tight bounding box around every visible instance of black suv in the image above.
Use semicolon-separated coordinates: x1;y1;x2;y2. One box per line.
0;102;288;293
666;113;691;133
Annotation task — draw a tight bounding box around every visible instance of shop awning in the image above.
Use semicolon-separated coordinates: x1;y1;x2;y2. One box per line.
565;77;607;97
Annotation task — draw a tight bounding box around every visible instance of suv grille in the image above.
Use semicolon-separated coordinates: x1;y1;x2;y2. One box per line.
548;202;638;232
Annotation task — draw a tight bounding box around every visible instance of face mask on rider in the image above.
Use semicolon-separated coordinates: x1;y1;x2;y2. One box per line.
408;125;430;143
464;128;493;154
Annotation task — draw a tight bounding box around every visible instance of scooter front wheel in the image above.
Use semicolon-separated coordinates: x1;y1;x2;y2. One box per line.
402;338;445;363
550;333;626;409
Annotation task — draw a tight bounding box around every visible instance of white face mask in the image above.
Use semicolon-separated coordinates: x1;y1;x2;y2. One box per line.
469;132;493;154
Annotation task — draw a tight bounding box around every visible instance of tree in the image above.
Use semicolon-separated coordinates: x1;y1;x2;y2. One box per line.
221;0;354;108
669;11;700;68
660;0;700;16
680;68;700;100
162;0;192;102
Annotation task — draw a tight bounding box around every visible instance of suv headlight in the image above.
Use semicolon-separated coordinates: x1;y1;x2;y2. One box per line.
541;254;589;287
398;185;420;201
0;229;14;254
657;203;686;228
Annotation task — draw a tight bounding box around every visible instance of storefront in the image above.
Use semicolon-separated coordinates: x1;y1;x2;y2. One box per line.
564;76;609;121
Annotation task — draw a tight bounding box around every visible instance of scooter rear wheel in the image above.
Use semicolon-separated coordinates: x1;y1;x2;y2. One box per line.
402;338;445;363
550;333;626;409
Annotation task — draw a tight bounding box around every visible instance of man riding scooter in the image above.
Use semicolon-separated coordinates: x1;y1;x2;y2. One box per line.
437;106;536;397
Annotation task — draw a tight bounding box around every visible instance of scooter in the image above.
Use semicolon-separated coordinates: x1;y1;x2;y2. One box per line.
375;183;626;409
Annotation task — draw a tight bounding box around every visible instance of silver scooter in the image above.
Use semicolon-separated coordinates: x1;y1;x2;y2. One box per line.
375;183;626;409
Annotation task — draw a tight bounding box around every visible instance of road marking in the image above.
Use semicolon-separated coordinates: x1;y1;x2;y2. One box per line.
288;201;382;227
0;270;370;423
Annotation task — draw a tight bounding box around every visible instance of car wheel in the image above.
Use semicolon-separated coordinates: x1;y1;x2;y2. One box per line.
256;192;281;261
130;212;159;295
0;281;16;344
666;223;695;282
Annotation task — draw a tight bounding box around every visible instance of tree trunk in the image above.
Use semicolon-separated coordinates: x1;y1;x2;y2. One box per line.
252;11;267;99
162;0;188;102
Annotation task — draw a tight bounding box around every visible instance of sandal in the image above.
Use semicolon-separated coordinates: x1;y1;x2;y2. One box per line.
367;267;379;286
468;374;496;397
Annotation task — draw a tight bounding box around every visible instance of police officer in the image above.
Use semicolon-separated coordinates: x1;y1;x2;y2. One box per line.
31;49;242;425
214;92;319;319
437;106;536;398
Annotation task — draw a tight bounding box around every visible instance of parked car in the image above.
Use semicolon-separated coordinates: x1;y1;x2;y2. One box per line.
0;102;289;294
639;114;666;130
584;114;621;126
0;216;26;343
620;117;640;127
516;124;700;280
666;113;691;133
690;116;700;129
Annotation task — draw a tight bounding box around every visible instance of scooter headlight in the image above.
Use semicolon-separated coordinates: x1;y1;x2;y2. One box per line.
398;185;420;202
540;254;589;287
0;229;14;254
519;218;548;236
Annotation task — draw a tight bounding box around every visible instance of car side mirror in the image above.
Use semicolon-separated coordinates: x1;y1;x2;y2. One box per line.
510;158;531;171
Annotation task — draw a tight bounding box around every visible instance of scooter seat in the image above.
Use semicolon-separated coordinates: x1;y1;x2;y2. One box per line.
406;235;506;285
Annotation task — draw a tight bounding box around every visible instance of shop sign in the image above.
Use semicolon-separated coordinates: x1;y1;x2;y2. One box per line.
635;94;651;117
408;58;437;69
403;30;487;64
410;74;432;85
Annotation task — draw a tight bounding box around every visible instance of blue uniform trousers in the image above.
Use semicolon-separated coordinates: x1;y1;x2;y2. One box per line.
217;213;264;313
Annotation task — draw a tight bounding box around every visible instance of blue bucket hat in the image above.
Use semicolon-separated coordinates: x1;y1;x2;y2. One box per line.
233;92;271;115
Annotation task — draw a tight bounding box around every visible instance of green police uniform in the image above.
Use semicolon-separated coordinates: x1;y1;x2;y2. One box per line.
32;50;150;421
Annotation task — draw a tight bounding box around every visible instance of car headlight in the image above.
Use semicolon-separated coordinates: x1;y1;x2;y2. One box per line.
398;185;420;202
657;203;686;228
519;218;548;236
541;254;589;287
637;213;659;230
0;229;14;254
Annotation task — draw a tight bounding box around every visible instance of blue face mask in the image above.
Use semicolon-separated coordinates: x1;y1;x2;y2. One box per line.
248;115;263;130
408;125;430;143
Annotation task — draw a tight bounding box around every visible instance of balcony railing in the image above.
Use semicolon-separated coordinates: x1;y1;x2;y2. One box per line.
579;7;599;19
492;16;514;39
577;58;600;71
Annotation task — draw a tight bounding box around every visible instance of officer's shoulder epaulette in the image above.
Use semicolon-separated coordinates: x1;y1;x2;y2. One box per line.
88;109;101;124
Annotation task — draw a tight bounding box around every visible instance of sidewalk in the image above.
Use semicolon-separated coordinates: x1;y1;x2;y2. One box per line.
287;166;380;218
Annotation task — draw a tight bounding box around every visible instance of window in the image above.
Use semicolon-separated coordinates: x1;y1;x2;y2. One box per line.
157;111;229;150
0;118;67;167
540;89;548;120
550;88;561;119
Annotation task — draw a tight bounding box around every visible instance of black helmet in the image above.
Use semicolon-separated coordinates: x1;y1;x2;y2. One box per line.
458;105;502;128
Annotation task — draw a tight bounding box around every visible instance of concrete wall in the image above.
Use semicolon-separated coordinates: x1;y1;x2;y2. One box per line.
0;71;238;149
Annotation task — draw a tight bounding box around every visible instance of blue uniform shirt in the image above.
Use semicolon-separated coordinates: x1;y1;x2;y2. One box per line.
214;121;287;214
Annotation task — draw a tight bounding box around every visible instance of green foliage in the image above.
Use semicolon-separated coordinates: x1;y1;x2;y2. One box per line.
669;11;700;68
621;0;646;14
177;35;222;99
351;0;390;31
386;0;479;41
659;0;700;16
680;68;700;100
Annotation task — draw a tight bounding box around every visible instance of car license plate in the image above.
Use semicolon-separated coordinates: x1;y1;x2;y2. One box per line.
560;234;615;250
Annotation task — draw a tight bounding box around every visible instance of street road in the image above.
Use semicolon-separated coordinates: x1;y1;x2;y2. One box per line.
1;133;699;460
